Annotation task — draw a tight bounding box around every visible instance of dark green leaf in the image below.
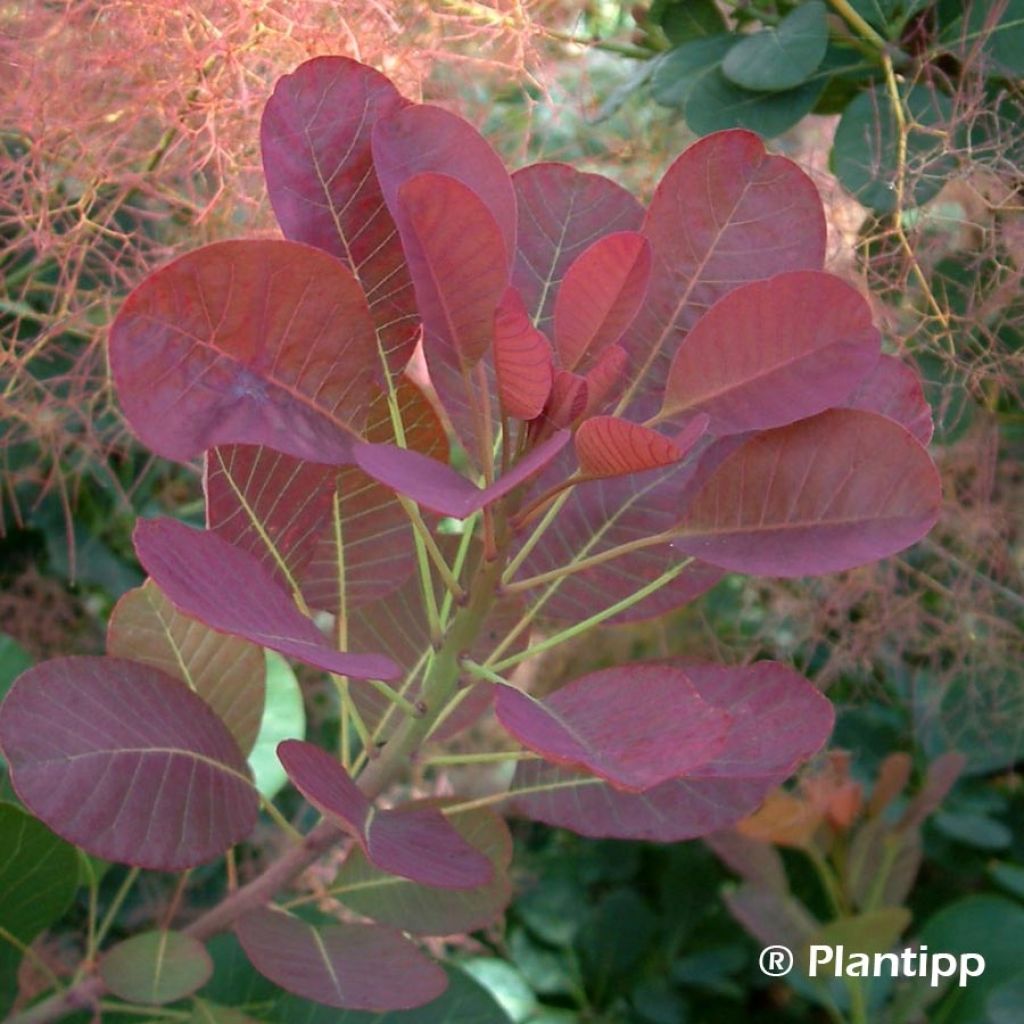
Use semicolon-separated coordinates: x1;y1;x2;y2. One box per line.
722;2;829;91
933;810;1013;850
653;0;727;43
939;0;1024;76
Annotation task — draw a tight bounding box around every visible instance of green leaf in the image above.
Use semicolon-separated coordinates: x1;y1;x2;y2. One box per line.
833;84;956;212
653;0;726;42
805;908;911;963
722;2;829;91
246;650;305;799
920;896;1024;1024
0;803;79;1016
458;959;536;1023
939;0;1024;76
989;861;1024;901
989;972;1024;1024
650;35;733;109
190;998;263;1024
575;890;657;999
0;634;31;695
933;810;1012;850
99;931;213;1005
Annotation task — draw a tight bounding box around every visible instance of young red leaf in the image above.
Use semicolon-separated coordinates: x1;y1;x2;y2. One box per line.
260;56;418;374
373;103;517;264
575;415;708;480
512;163;644;335
542;370;589;429
0;657;258;870
660;271;881;434
621;130;827;415
583;343;628;416
109;240;378;465
354;429;570;518
100;931;213;1005
107;580;266;756
277;740;492;889
493;288;553;420
133;518;400;681
495;667;731;791
672;409;942;576
841;353;934;444
509;661;833;841
554;231;651;372
234;908;446;1011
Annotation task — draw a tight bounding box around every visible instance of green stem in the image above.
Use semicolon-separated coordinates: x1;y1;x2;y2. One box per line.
423;750;538;766
92;868;140;953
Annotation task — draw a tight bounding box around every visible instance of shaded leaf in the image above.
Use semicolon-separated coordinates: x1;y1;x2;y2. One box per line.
234;908;446;1011
553;232;651;373
334;804;513;936
261;56;417;375
493;288;554;420
725;883;819;951
247;652;305;800
582;344;628;417
509;661;833;840
134;518;399;681
672;409;942;577
660;271;880;435
100;931;213;1005
541;371;588;430
722;2;828;92
495;666;731;791
108;580;265;756
575;415;707;480
705;829;789;892
0;657;258;869
109;240;378;465
847;817;922;910
805;908;911;967
277;741;491;889
623;130;826;416
841;354;934;444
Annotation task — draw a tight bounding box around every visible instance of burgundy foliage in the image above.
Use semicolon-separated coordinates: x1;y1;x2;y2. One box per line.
0;53;943;1016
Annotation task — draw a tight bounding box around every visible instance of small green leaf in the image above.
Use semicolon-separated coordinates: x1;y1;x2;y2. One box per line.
246;650;305;799
804;908;911;971
989;861;1024;901
722;2;829;92
653;0;726;42
459;959;536;1023
651;36;733;109
0;634;31;696
933;810;1012;850
99;930;213;1005
939;0;1024;76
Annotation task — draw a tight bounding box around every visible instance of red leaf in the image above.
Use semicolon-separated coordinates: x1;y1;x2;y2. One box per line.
235;908;445;1011
0;657;258;870
495;667;731;791
277;741;491;889
134;518;400;681
373;103;517;265
543;370;589;429
842;353;934;444
661;271;880;434
493;288;553;420
672;409;942;576
512;163;644;336
509;661;833;841
109;240;378;465
621;131;827;416
575;415;708;480
554;231;651;372
583;344;628;416
260;57;418;375
354;430;570;518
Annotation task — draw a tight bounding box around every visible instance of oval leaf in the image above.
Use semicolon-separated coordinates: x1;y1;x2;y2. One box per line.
575;415;707;480
109;240;378;465
261;56;418;374
509;661;833;840
100;931;213;1005
234;908;446;1011
553;231;651;372
108;580;266;755
277;740;491;889
722;2;828;91
841;353;934;444
660;271;881;434
672;409;942;576
134;518;399;682
493;288;553;420
495;666;731;791
246;652;305;800
0;657;258;869
583;343;628;416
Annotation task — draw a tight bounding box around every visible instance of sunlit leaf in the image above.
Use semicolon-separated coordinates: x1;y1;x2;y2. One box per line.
493;288;553;420
247;652;305;800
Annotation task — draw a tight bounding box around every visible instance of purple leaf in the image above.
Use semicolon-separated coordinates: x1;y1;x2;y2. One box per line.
354;429;570;518
109;240;378;465
541;370;588;429
134;518;399;681
841;353;934;444
672;409;942;576
495;666;731;791
235;907;446;1011
99;931;213;1005
512;163;644;335
575;415;707;480
660;271;881;434
493;288;554;420
277;740;492;889
554;232;651;372
509;661;833;841
582;344;628;417
0;657;258;870
622;130;827;416
373;103;517;264
107;580;266;756
260;56;418;375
